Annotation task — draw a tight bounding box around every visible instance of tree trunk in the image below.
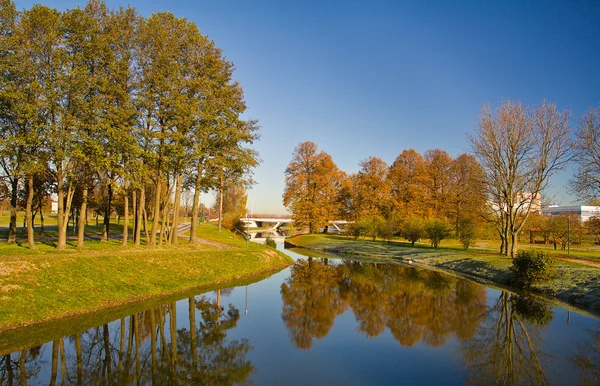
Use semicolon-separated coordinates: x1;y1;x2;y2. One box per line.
25;176;36;249
122;191;129;247
7;177;18;243
150;175;162;246
218;173;224;232
135;187;144;246
77;187;88;248
132;190;137;244
510;232;518;258
171;173;182;244
40;208;45;234
57;172;75;250
189;163;202;244
103;182;113;242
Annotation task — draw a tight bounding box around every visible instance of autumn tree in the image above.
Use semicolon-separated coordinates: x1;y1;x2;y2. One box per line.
570;106;600;201
447;153;486;237
423;149;452;218
469;100;572;257
352;157;391;219
283;142;341;233
387;149;428;218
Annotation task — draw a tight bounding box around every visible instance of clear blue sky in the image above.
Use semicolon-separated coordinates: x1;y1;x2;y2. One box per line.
15;0;600;213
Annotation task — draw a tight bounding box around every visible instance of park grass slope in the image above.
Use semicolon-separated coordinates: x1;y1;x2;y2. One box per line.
286;234;600;311
0;224;292;331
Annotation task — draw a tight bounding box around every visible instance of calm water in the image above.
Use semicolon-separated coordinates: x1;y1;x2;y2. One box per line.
1;242;599;385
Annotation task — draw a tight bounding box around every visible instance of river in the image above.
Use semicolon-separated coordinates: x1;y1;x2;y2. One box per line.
1;239;599;385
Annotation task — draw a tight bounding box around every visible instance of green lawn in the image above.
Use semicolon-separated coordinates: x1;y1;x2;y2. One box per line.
0;224;292;331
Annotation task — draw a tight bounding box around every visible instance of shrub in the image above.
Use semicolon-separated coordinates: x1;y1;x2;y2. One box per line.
403;217;425;247
265;237;277;248
425;218;452;248
511;250;555;284
458;219;476;250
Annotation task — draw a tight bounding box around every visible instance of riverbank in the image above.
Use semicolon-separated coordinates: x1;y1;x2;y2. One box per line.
0;224;292;332
285;234;600;310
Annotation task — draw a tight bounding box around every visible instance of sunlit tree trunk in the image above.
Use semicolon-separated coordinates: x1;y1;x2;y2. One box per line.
132;190;137;243
134;187;143;246
122;192;129;247
171;173;182;244
25;175;35;249
102;183;113;242
7;178;18;244
190;163;202;244
218;172;224;232
77;187;88;248
57;162;76;250
150;174;162;246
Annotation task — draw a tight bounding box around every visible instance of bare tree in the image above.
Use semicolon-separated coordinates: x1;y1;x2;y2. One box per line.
570;106;600;201
469;100;572;257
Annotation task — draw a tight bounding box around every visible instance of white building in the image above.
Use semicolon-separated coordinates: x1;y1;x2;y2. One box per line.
542;205;600;222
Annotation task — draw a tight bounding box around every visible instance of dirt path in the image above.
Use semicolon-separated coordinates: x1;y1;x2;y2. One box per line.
556;256;600;268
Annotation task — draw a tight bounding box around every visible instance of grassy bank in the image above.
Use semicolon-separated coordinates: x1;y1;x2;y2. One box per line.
286;234;600;310
0;224;292;331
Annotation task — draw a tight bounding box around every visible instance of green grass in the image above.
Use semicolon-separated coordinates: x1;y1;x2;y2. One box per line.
0;224;292;331
287;234;600;311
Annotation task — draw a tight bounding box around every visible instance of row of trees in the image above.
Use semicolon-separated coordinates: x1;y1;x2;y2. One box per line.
285;102;600;257
0;0;258;249
283;142;485;243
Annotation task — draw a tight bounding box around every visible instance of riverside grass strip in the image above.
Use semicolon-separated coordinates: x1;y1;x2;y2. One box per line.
0;225;292;331
287;234;600;311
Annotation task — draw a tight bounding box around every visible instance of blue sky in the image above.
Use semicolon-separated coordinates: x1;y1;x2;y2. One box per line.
15;0;600;213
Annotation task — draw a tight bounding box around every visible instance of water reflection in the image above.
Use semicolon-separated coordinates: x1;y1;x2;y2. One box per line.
0;294;252;385
573;324;600;385
280;257;488;349
462;292;553;385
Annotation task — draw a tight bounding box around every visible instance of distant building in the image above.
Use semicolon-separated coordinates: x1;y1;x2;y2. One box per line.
50;194;58;213
542;205;600;222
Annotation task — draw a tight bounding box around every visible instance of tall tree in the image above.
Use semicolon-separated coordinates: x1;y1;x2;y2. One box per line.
353;156;391;219
388;149;428;218
469;100;572;257
447;153;486;236
570;106;600;201
423;149;453;218
283;142;341;233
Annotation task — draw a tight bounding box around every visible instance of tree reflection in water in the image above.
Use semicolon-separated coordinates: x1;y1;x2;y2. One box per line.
573;324;600;385
280;258;488;349
461;292;554;385
1;295;252;385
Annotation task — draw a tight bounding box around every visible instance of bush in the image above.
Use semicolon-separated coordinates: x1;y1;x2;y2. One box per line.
425;218;452;248
402;217;425;247
458;219;476;250
511;250;555;284
265;237;276;248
